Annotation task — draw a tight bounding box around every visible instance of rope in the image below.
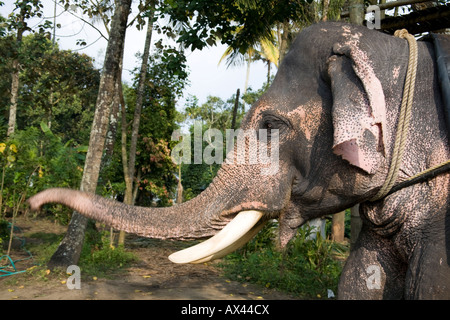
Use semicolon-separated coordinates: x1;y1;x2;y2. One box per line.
0;224;33;277
383;159;450;199
370;29;450;202
371;29;418;201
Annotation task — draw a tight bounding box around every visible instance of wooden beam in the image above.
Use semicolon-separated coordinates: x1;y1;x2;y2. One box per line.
341;0;436;18
378;0;437;11
380;4;450;34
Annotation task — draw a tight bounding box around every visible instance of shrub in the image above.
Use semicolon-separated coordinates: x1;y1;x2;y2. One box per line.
219;221;348;299
78;229;137;277
0;218;9;254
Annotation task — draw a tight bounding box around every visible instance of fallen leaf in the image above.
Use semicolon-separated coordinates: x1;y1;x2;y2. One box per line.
8;289;14;292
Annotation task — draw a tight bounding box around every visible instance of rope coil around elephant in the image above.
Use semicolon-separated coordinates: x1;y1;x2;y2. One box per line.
370;29;450;202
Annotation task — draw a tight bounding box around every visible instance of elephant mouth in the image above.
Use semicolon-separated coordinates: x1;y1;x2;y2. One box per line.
168;210;266;264
169;177;296;264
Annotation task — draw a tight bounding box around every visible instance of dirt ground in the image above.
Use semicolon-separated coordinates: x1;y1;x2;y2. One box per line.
0;216;299;301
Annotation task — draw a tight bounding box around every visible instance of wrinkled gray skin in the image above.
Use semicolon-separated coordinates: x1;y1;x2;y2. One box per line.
29;22;449;299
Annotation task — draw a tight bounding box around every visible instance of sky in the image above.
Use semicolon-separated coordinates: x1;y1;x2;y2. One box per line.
0;0;270;110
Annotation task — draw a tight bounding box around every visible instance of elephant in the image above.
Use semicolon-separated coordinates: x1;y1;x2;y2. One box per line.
28;22;449;299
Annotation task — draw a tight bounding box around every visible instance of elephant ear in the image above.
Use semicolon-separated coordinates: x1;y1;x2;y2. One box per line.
327;43;388;174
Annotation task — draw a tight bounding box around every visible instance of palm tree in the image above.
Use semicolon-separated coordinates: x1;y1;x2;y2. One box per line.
259;35;280;85
219;29;279;99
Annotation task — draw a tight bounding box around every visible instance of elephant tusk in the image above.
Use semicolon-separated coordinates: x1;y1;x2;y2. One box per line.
168;210;263;264
188;221;266;264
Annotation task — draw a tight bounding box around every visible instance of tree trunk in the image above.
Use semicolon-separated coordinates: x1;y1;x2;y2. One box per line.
8;11;25;138
349;0;365;25
331;210;345;243
350;204;362;248
176;165;183;204
8;59;20;137
322;0;330;21
47;0;132;270
244;55;251;96
104;72;122;159
118;7;155;246
277;21;290;66
231;88;240;130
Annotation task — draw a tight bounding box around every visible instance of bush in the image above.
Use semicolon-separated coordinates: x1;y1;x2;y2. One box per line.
78;229;137;277
219;221;348;299
0;124;86;224
0;218;9;254
21;228;137;280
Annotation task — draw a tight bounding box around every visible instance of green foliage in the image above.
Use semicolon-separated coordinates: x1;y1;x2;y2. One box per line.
22;231;62;266
137;137;178;207
178;78;271;200
178;92;246;199
22;229;136;277
0;218;9;253
179;125;222;199
5;0;51;35
0;33;99;145
101;46;189;207
0;0;353;293
135;47;188;141
161;0;313;53
220;222;347;299
0;124;86;221
78;229;137;276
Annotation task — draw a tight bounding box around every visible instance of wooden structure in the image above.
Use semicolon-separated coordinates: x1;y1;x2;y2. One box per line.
343;0;450;35
379;3;450;34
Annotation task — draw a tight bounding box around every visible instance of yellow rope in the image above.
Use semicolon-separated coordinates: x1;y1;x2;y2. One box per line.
371;29;418;201
406;159;450;182
371;29;449;201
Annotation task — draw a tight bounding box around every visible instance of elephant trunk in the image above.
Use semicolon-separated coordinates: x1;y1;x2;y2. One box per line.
29;187;220;240
27;168;266;263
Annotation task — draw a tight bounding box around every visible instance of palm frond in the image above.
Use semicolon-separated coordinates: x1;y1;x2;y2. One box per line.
259;37;279;67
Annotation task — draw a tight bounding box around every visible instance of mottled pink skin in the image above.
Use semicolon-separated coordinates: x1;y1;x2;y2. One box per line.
330;32;388;174
28;22;449;299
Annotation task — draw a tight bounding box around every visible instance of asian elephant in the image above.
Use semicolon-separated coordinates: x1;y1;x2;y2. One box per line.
28;22;449;299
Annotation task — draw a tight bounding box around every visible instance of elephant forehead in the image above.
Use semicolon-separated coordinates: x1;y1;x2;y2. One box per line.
286;102;323;141
244;103;272;128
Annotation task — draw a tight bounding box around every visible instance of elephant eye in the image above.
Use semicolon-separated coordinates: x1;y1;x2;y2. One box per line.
260;115;288;137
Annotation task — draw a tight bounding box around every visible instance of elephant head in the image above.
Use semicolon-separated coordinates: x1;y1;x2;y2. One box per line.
29;22;449;298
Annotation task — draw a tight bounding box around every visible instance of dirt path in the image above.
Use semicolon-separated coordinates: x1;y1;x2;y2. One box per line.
0;217;299;300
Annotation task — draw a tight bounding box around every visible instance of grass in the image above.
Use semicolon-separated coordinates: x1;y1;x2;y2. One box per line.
3;215;349;299
218;220;349;299
2;225;137;283
77;229;138;277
